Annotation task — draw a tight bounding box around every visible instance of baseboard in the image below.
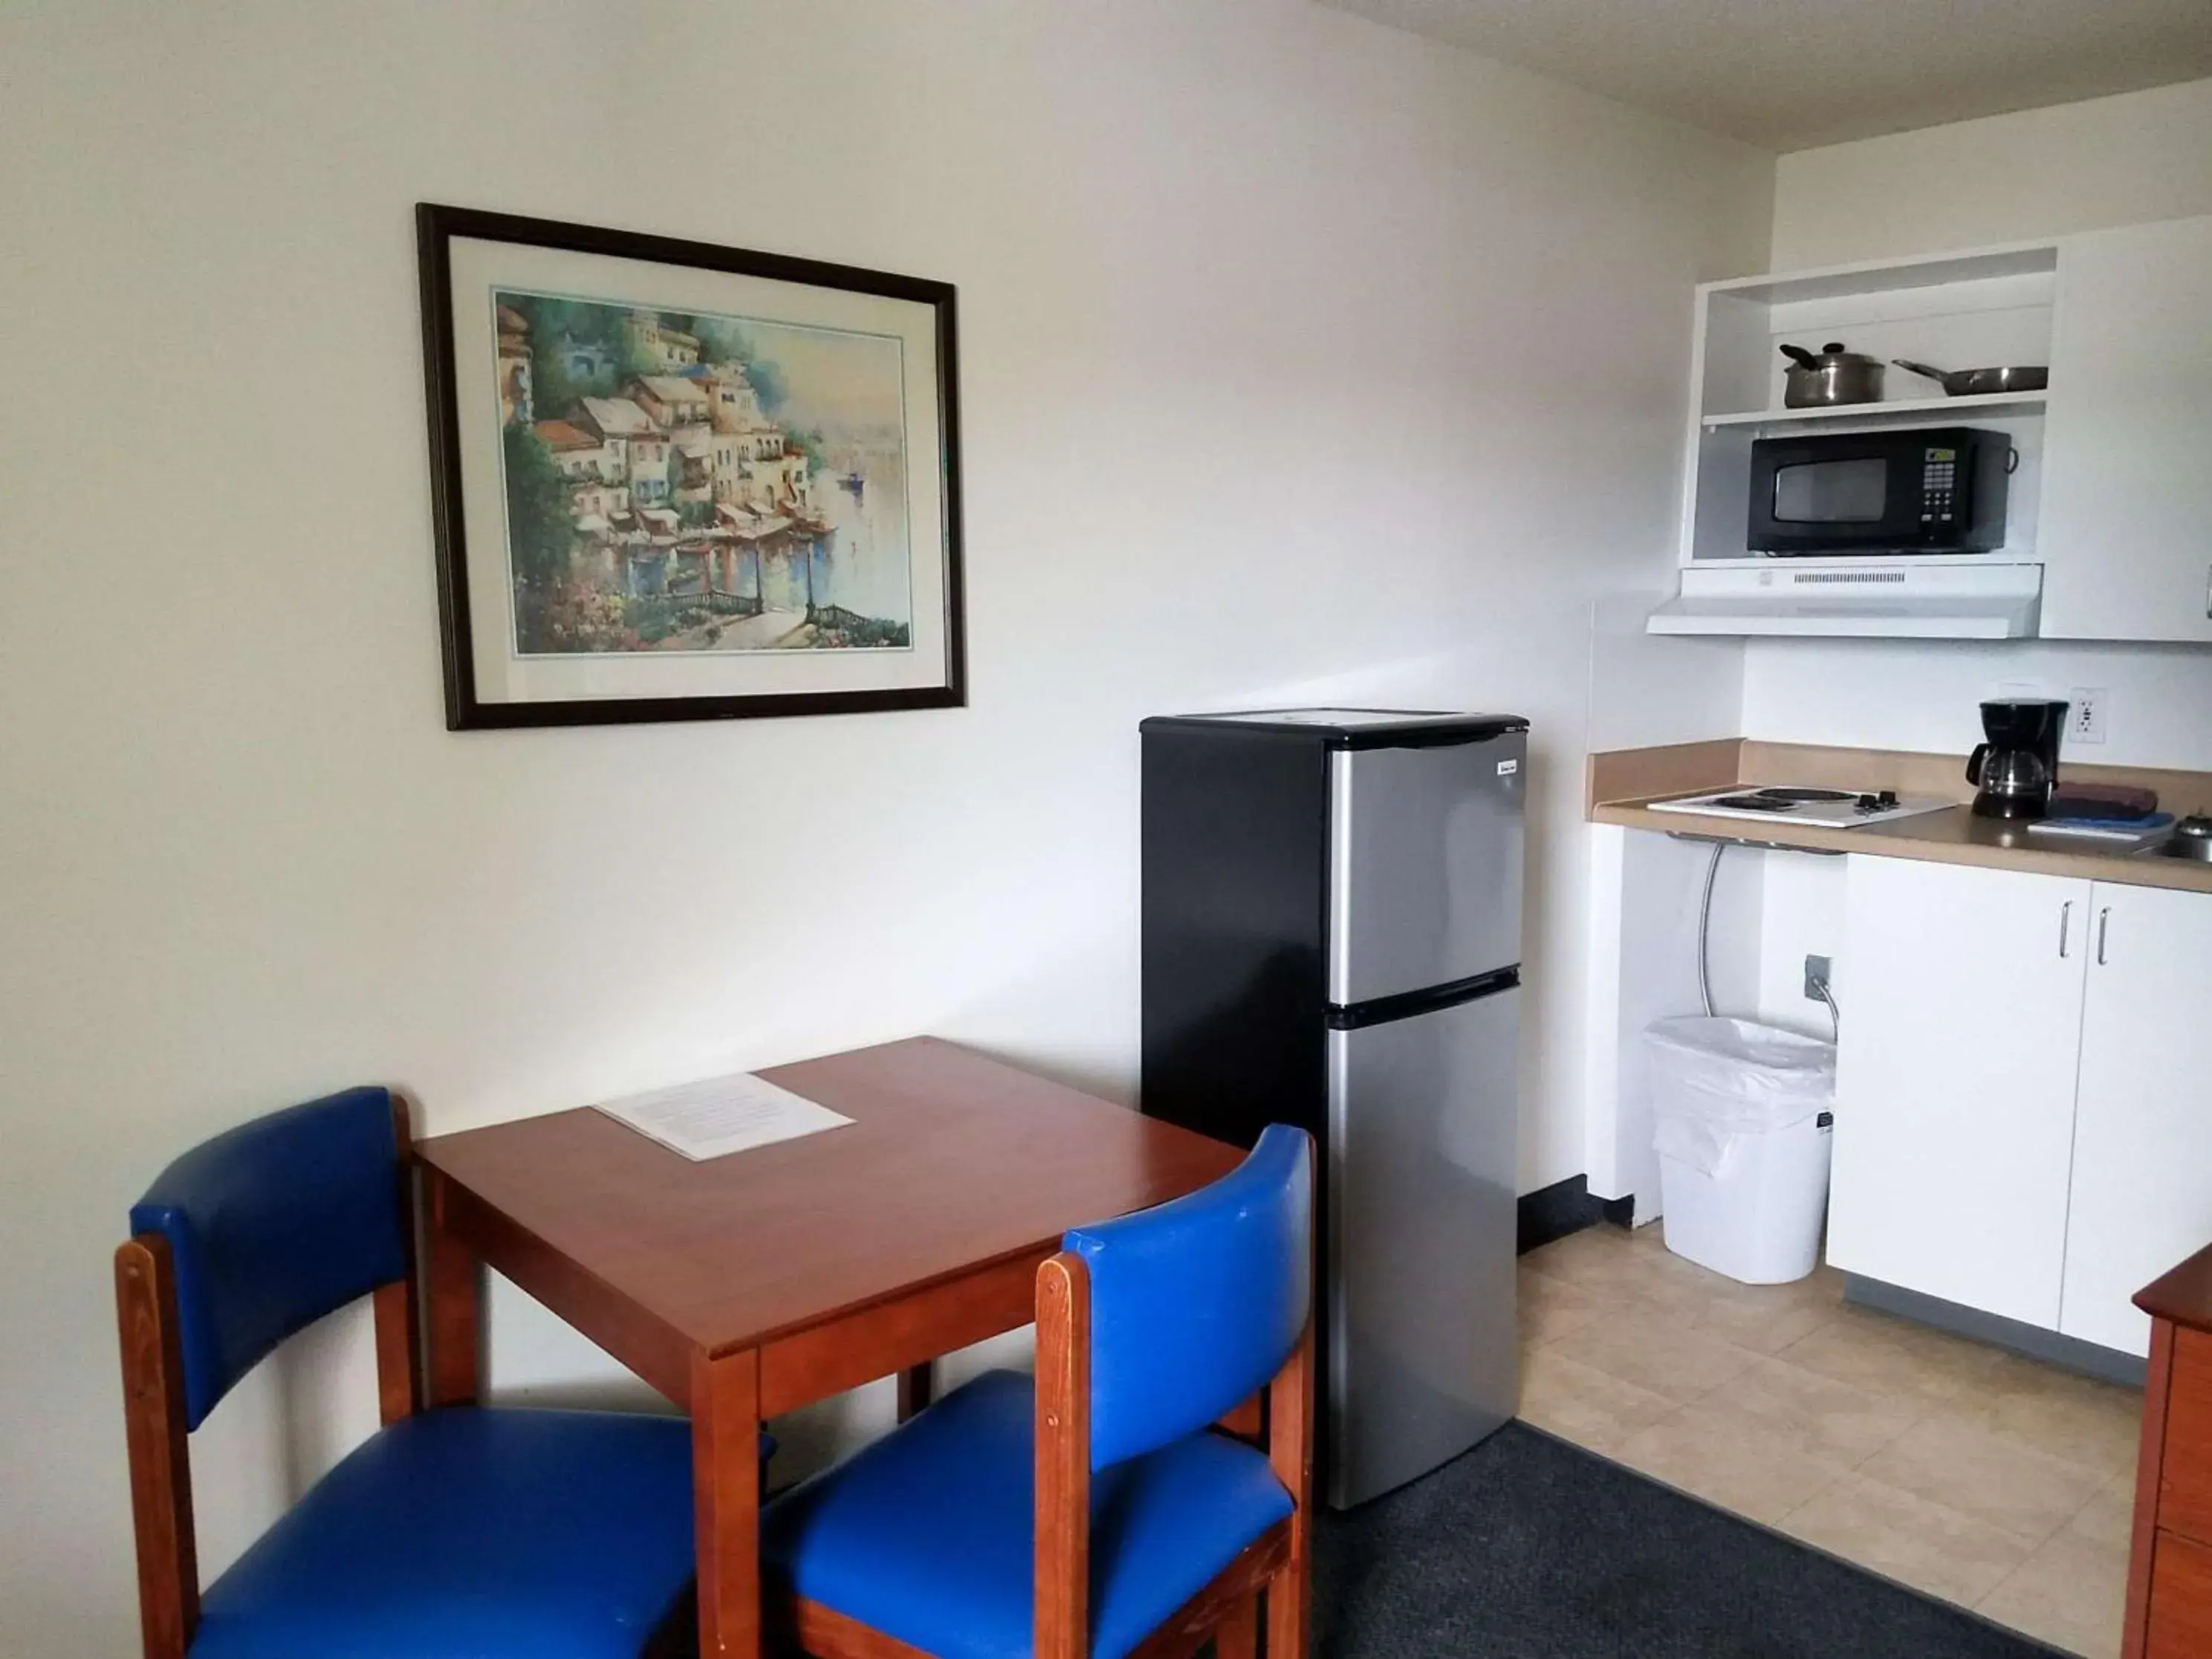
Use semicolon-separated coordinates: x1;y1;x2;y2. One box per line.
1518;1175;1633;1256
1843;1275;2147;1388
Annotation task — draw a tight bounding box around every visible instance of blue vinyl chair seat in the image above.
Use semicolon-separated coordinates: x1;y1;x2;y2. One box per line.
188;1406;695;1659
762;1369;1292;1659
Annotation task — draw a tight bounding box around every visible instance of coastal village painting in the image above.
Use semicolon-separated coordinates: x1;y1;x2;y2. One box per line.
492;292;913;656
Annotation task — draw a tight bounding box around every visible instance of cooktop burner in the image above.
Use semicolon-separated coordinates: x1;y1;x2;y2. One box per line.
1709;788;1863;810
1646;783;1957;830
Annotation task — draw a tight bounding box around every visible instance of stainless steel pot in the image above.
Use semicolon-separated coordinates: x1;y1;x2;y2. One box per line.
1782;342;1884;408
2159;816;2212;861
1893;360;2050;397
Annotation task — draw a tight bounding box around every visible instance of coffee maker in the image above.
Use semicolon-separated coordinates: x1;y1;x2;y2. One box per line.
1968;699;2068;819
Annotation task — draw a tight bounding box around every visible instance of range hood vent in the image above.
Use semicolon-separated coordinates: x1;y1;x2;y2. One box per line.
1647;562;2043;639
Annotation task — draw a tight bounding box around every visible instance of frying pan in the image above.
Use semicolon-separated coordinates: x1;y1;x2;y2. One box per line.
1892;359;2049;397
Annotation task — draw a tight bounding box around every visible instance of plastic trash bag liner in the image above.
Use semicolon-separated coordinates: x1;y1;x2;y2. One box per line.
1644;1016;1835;1178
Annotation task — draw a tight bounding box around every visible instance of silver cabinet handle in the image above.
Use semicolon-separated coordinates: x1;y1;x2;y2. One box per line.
2205;561;2211;619
2096;906;2111;966
2059;901;2073;958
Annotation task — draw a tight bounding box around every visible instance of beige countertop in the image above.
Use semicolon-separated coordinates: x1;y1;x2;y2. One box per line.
1589;738;2212;897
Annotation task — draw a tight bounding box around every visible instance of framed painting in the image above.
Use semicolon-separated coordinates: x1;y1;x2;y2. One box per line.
416;203;964;728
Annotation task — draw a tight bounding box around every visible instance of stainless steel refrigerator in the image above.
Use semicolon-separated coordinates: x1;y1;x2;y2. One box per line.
1139;708;1525;1508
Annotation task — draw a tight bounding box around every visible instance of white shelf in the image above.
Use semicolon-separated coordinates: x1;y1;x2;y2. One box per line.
1704;242;2058;306
1701;390;2049;430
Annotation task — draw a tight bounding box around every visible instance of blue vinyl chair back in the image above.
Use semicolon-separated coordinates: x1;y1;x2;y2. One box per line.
129;1085;409;1429
1063;1123;1311;1472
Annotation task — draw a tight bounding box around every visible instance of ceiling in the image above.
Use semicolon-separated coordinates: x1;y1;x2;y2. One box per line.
1320;0;2212;151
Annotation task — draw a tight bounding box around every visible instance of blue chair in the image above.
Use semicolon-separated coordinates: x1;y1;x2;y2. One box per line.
762;1124;1314;1659
114;1087;698;1659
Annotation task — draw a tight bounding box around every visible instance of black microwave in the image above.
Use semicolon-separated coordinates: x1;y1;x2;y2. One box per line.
1747;426;2012;556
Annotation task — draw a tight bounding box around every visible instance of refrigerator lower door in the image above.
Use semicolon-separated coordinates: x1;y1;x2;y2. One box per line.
1325;981;1519;1508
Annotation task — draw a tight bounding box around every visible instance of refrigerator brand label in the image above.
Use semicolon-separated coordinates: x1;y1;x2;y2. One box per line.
1496;759;1519;776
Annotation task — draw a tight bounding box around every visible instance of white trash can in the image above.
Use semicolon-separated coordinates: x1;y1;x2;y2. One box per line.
1644;1016;1836;1285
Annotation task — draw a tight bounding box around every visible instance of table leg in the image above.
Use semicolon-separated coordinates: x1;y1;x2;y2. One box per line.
896;1361;935;1421
424;1172;482;1407
692;1348;762;1659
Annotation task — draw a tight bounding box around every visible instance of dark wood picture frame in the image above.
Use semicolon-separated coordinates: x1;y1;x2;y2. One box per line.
415;203;966;730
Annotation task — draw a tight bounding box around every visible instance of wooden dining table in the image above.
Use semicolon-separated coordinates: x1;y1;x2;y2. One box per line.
412;1035;1243;1658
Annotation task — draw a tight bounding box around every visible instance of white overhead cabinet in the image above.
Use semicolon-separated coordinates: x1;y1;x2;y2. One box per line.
1829;857;2089;1328
1653;212;2212;643
1829;856;2212;1359
2037;215;2212;644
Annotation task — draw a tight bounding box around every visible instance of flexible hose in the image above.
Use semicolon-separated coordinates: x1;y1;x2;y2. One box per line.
1810;973;1841;1045
1696;837;1844;1042
1697;841;1723;1019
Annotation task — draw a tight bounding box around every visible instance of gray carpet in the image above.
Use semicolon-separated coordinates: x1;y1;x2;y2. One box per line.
1314;1423;2067;1658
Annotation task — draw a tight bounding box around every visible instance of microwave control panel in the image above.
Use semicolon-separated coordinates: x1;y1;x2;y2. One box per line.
1920;447;1958;525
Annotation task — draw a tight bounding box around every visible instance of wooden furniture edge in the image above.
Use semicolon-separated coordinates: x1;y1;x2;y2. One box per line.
1124;1524;1290;1659
1216;1393;1264;1443
1265;1150;1318;1659
691;1345;763;1658
788;1599;935;1658
2124;1318;2175;1658
114;1233;197;1659
779;1522;1291;1659
760;1252;1038;1418
1034;1251;1090;1659
2137;1242;2212;1334
426;1169;693;1405
1211;1587;1259;1659
375;1093;424;1424
423;1167;485;1407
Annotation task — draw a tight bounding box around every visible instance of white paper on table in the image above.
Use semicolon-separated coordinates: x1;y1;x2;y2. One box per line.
591;1071;854;1161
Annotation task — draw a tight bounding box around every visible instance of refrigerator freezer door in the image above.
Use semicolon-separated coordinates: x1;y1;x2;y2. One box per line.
1325;983;1519;1507
1328;734;1525;1007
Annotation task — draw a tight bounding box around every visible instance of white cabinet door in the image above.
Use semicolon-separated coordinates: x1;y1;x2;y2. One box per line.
1830;857;2092;1326
2061;882;2212;1356
2040;215;2212;643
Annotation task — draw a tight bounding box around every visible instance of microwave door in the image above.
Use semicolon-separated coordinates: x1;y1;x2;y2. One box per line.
1749;441;1909;554
1772;455;1888;525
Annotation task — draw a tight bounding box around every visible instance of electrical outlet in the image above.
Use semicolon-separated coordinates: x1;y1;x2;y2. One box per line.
2069;687;2108;746
1803;954;1832;1000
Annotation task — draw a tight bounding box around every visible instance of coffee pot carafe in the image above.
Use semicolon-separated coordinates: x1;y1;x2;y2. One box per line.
1968;699;2068;820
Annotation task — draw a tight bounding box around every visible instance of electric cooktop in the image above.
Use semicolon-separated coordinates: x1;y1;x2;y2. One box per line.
1646;785;1956;829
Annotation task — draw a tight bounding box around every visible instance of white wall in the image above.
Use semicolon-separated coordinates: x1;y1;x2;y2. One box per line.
1751;79;2212;771
1587;592;1748;754
1745;640;2212;770
1773;79;2212;270
0;1;1771;1648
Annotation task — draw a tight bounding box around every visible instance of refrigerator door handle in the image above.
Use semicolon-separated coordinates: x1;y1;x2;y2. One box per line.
1326;965;1521;1031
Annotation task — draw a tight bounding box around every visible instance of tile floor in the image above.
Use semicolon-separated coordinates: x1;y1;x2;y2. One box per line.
1517;1221;2144;1658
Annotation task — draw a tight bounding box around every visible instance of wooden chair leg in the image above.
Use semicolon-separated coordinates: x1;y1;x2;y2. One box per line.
1263;1562;1306;1659
1213;1591;1259;1659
